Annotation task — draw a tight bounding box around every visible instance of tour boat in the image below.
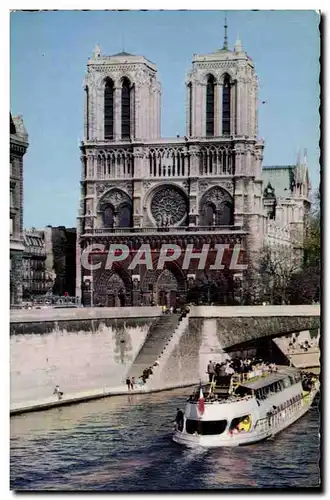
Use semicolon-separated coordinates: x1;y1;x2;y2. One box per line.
172;365;319;447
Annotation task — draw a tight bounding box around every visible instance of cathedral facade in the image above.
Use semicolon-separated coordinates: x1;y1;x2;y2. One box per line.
76;35;310;307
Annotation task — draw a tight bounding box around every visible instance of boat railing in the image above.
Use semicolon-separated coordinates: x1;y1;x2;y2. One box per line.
231;366;275;386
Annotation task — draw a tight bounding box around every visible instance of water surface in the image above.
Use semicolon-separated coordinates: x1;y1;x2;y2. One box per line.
10;388;321;490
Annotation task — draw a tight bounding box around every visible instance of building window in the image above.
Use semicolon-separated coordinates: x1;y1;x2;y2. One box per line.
103;205;114;228
10;218;13;236
222;74;231;135
104;78;114;140
118;204;132;227
121;77;131;140
206;75;215;137
85;86;89;140
188;83;192;137
10;189;14;208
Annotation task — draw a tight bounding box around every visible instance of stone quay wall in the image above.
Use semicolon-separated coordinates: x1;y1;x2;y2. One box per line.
10;308;161;405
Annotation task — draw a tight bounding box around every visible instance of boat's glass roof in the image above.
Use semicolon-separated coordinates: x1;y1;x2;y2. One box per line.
240;368;297;391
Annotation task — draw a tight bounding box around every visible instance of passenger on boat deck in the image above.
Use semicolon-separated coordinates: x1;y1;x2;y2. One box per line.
130;377;135;390
207;360;215;382
225;363;235;375
126;377;131;390
238;417;251;432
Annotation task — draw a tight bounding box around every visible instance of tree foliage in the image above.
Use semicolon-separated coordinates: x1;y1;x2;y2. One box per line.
256;186;321;305
254;245;300;305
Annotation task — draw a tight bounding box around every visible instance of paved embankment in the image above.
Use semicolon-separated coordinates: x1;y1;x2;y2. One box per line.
10;304;320;323
10;381;197;416
10;306;162;323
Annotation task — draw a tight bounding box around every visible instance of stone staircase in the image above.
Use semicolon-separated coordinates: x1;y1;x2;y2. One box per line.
126;313;182;379
147;311;191;388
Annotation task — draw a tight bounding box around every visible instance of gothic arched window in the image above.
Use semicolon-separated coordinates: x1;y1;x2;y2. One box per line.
222;74;231;136
188;83;192;137
206;75;215;137
85;86;89;140
121;78;131;139
202;203;216;226
104;78;114;140
219;201;234;226
103;205;114;228
118;204;132;228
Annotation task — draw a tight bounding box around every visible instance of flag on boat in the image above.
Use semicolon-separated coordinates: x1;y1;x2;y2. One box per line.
198;385;205;415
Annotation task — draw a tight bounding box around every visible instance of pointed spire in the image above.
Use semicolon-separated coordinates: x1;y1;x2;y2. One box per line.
303;148;308;167
296;148;301;166
223;12;228;50
234;33;243;53
93;44;101;58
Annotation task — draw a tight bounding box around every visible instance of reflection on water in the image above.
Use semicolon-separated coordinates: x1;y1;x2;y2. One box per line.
10;388;320;491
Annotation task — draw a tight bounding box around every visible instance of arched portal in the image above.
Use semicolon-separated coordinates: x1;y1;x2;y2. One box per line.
94;269;132;307
156;269;179;307
106;274;126;307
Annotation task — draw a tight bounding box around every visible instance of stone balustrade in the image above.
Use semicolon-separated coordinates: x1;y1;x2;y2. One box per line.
82;225;244;236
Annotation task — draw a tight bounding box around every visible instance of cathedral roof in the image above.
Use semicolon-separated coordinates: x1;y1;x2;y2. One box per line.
262;165;295;199
112;51;134;56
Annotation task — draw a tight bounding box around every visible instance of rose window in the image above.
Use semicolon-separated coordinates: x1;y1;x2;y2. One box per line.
151;187;188;226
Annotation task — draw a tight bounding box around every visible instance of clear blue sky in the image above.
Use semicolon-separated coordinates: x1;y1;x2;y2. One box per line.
10;10;320;228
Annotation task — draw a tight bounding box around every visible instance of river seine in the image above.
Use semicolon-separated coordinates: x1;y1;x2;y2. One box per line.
10;388;320;491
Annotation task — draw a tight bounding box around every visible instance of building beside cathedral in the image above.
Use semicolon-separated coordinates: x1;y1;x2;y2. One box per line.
76;32;310;307
10;113;29;306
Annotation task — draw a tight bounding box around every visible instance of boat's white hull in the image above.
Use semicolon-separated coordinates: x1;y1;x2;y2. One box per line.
173;386;319;448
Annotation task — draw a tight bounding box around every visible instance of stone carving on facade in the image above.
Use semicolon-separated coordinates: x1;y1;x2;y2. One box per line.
98;188;131;210
202;185;232;206
143;181;152;190
87;184;94;195
190;200;197;213
218;180;234;193
151;187;188;226
88;64;138;73
115;181;132;195
190;179;197;190
199;181;210;193
96;184;112;196
196;62;237;70
84;217;93;228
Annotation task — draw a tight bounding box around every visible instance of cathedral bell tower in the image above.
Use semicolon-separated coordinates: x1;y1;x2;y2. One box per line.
83;45;161;142
185;32;259;142
185;21;265;279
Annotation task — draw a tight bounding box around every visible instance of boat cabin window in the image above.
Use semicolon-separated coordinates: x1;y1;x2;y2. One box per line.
185;419;227;435
283;378;290;389
229;415;252;433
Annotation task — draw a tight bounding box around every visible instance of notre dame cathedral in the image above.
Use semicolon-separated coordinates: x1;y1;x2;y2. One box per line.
76;29;310;307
